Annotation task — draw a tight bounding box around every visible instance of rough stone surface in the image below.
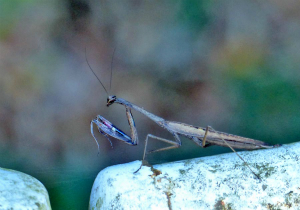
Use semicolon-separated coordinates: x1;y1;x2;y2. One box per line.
89;142;300;210
0;167;51;210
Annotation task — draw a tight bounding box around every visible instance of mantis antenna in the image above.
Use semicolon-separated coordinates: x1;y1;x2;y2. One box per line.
110;48;116;92
85;47;108;96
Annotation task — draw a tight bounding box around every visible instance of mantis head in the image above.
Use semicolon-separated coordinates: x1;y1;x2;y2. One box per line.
107;95;117;106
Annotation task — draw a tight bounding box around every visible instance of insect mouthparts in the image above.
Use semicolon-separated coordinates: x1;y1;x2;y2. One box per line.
107;95;117;106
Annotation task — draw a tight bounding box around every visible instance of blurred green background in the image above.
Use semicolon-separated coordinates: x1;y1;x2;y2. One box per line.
1;0;299;209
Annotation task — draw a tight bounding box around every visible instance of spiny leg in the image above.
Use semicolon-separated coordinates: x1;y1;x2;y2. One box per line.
95;116;114;148
123;106;145;173
90;120;114;155
205;126;261;181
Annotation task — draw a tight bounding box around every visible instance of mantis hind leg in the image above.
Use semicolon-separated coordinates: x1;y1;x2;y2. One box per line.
203;126;262;181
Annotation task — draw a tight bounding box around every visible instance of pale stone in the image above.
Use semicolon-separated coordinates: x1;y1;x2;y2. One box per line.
0;167;51;210
89;142;300;210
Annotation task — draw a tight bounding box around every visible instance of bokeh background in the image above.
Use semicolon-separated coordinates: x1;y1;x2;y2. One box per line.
1;0;300;209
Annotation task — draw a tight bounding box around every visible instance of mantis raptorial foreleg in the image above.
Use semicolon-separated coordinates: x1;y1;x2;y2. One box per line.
90;115;138;154
125;106;181;160
125;107;139;145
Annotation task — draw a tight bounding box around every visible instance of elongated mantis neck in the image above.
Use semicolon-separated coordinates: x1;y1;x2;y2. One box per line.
114;98;165;123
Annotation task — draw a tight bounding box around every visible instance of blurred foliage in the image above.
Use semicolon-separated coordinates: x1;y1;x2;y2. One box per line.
177;0;211;31
1;0;300;209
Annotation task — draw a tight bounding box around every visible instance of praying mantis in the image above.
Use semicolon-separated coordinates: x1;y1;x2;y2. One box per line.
88;52;281;179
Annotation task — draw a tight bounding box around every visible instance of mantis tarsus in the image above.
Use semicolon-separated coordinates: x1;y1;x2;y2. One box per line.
88;52;281;180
